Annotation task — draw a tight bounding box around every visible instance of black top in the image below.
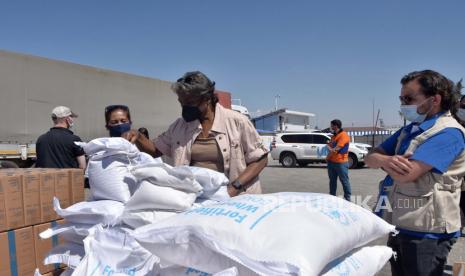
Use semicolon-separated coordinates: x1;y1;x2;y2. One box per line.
36;127;85;168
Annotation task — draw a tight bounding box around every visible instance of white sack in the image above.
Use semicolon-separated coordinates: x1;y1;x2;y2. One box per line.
71;225;159;276
181;166;229;198
205;186;230;202
84;138;162;202
159;266;238;276
122;210;178;229
320;246;393;276
193;186;230;207
79;138;162;164
125;181;196;212
131;163;202;194
54;197;124;225
40;223;97;245
81;137;140;156
134;193;396;276
60;269;75;276
87;153;137;202
44;243;85;269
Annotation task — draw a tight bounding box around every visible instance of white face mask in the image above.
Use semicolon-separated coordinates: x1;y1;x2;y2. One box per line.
67;117;74;129
457;108;465;121
399;97;432;123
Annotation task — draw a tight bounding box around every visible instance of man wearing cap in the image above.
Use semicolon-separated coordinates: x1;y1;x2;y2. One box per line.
36;106;86;169
326;119;352;201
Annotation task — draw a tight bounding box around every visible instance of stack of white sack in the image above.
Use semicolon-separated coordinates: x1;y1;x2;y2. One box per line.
320;246;394;276
82;137;162;202
156;246;393;276
70;225;160;275
122;162;231;228
37;138;159;272
39;137;233;274
133;193;396;276
38;198;126;269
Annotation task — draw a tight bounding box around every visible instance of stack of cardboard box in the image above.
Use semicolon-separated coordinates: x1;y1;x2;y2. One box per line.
0;168;85;276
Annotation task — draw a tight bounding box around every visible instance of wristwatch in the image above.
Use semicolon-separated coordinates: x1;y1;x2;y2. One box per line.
231;179;244;191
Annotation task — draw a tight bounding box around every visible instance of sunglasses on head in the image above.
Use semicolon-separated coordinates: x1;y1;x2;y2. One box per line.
177;76;194;84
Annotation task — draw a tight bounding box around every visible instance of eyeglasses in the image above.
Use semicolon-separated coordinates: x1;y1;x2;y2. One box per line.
399;93;422;105
105;105;129;114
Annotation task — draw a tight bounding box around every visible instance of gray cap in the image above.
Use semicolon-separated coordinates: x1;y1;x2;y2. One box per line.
51;106;78;118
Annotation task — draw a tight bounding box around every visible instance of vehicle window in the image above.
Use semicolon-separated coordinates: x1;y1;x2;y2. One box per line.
312;135;329;144
281;135;296;143
281;135;312;143
301;135;313;144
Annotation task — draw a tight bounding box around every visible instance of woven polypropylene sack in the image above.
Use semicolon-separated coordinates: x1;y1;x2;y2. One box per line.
53;198;124;226
121;210;178;229
125;181;196;212
71;225;159;276
40;223;97;245
134;193;396;276
87;154;137;202
320;246;393;276
131;163;202;194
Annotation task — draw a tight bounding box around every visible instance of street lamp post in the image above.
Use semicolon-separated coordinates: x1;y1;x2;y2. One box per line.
275;94;280;111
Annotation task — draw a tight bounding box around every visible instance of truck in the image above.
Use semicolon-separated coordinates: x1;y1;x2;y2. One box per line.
0;50;193;167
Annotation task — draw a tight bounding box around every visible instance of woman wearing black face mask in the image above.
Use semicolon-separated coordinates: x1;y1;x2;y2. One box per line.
123;71;269;197
105;105;132;137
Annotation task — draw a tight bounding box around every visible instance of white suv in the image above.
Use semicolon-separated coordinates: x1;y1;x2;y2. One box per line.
270;132;371;169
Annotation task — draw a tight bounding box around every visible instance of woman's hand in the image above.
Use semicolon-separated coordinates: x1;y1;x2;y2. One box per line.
121;129;162;158
121;129;140;144
227;184;241;197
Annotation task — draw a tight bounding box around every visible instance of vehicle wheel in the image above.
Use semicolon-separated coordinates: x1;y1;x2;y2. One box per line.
0;160;19;169
348;153;358;169
357;162;365;168
297;161;309;167
281;153;297;168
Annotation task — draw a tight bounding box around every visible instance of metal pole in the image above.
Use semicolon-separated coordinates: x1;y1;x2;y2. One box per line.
373;109;380;147
275;94;280;111
372;99;375;147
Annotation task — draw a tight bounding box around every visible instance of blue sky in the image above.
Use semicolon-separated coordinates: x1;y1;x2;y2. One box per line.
1;0;464;128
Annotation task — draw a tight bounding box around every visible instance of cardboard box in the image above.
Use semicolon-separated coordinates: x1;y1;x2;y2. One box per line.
0;173;6;232
0;171;25;231
33;220;65;274
54;170;71;209
22;171;41;226
0;227;37;276
39;170;57;222
67;169;85;204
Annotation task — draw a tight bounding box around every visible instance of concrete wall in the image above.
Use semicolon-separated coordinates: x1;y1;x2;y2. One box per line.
0;50;181;143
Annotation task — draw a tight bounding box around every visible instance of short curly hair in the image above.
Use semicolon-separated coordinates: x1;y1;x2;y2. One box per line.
172;71;218;105
330;119;342;129
401;70;457;111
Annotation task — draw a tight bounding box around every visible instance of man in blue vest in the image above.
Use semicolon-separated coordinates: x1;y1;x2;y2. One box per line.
366;70;465;275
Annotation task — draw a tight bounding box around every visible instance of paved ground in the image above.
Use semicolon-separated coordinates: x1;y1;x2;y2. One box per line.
261;159;465;276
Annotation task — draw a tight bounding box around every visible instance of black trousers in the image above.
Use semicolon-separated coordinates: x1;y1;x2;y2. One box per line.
387;233;457;276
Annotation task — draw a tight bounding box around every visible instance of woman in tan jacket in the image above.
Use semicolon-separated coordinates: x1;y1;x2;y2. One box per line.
123;71;269;197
